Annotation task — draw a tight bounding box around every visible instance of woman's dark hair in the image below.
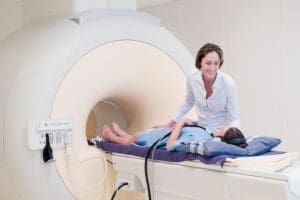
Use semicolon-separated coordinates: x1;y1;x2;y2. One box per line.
195;43;224;70
222;127;248;148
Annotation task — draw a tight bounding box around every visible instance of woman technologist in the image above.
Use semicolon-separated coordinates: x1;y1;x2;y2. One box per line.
155;43;240;133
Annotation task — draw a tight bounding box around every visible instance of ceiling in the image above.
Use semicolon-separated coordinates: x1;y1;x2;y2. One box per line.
137;0;178;9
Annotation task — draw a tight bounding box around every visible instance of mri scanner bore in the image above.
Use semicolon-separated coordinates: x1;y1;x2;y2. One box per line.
50;40;189;199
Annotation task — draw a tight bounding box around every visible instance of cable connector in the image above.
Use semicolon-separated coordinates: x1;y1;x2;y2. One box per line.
42;133;55;163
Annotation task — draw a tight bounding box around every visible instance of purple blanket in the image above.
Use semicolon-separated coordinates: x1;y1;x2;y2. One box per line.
95;140;282;166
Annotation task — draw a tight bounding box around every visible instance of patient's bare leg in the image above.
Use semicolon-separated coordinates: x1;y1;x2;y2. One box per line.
102;125;136;145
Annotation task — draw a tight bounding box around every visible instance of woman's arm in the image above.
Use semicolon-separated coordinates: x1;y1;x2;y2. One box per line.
153;120;176;129
166;118;193;149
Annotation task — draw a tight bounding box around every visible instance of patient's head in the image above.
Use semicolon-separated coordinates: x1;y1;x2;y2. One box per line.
218;127;248;148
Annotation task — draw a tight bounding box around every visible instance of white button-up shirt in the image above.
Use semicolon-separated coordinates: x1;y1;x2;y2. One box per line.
173;70;240;129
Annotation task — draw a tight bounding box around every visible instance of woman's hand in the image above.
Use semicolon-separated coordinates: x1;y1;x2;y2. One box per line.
166;118;194;149
153;120;176;129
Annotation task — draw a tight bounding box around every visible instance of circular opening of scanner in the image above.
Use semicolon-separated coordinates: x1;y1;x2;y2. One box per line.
51;40;189;199
86;100;127;139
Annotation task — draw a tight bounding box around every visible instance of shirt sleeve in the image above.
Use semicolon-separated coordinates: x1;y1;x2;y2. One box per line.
173;80;195;122
226;80;240;128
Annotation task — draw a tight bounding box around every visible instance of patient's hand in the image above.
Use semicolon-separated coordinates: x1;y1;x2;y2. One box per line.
153;120;176;129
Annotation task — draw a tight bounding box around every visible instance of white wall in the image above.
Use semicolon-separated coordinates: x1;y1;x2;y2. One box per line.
143;0;300;151
142;0;224;56
0;0;22;43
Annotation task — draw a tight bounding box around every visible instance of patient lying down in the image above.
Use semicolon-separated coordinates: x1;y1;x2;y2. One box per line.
101;118;248;151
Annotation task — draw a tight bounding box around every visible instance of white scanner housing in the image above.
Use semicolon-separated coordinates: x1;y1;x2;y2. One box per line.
0;9;195;200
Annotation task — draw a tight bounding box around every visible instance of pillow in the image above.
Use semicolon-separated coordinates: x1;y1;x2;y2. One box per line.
246;136;281;156
179;136;281;156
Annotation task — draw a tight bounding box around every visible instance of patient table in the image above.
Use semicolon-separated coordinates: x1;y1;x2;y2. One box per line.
97;141;300;200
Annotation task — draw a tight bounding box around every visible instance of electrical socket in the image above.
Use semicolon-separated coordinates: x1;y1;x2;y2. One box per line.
115;173;144;192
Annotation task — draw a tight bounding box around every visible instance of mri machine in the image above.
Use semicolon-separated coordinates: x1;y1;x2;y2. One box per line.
0;6;195;200
1;3;300;200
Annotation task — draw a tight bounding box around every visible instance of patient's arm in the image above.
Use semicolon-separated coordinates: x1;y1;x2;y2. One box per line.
166;118;192;149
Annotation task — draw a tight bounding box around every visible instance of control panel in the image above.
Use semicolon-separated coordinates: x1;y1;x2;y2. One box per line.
28;119;73;150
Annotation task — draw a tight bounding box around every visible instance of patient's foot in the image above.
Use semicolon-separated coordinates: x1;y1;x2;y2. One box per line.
112;122;127;137
101;125;114;141
102;124;129;144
